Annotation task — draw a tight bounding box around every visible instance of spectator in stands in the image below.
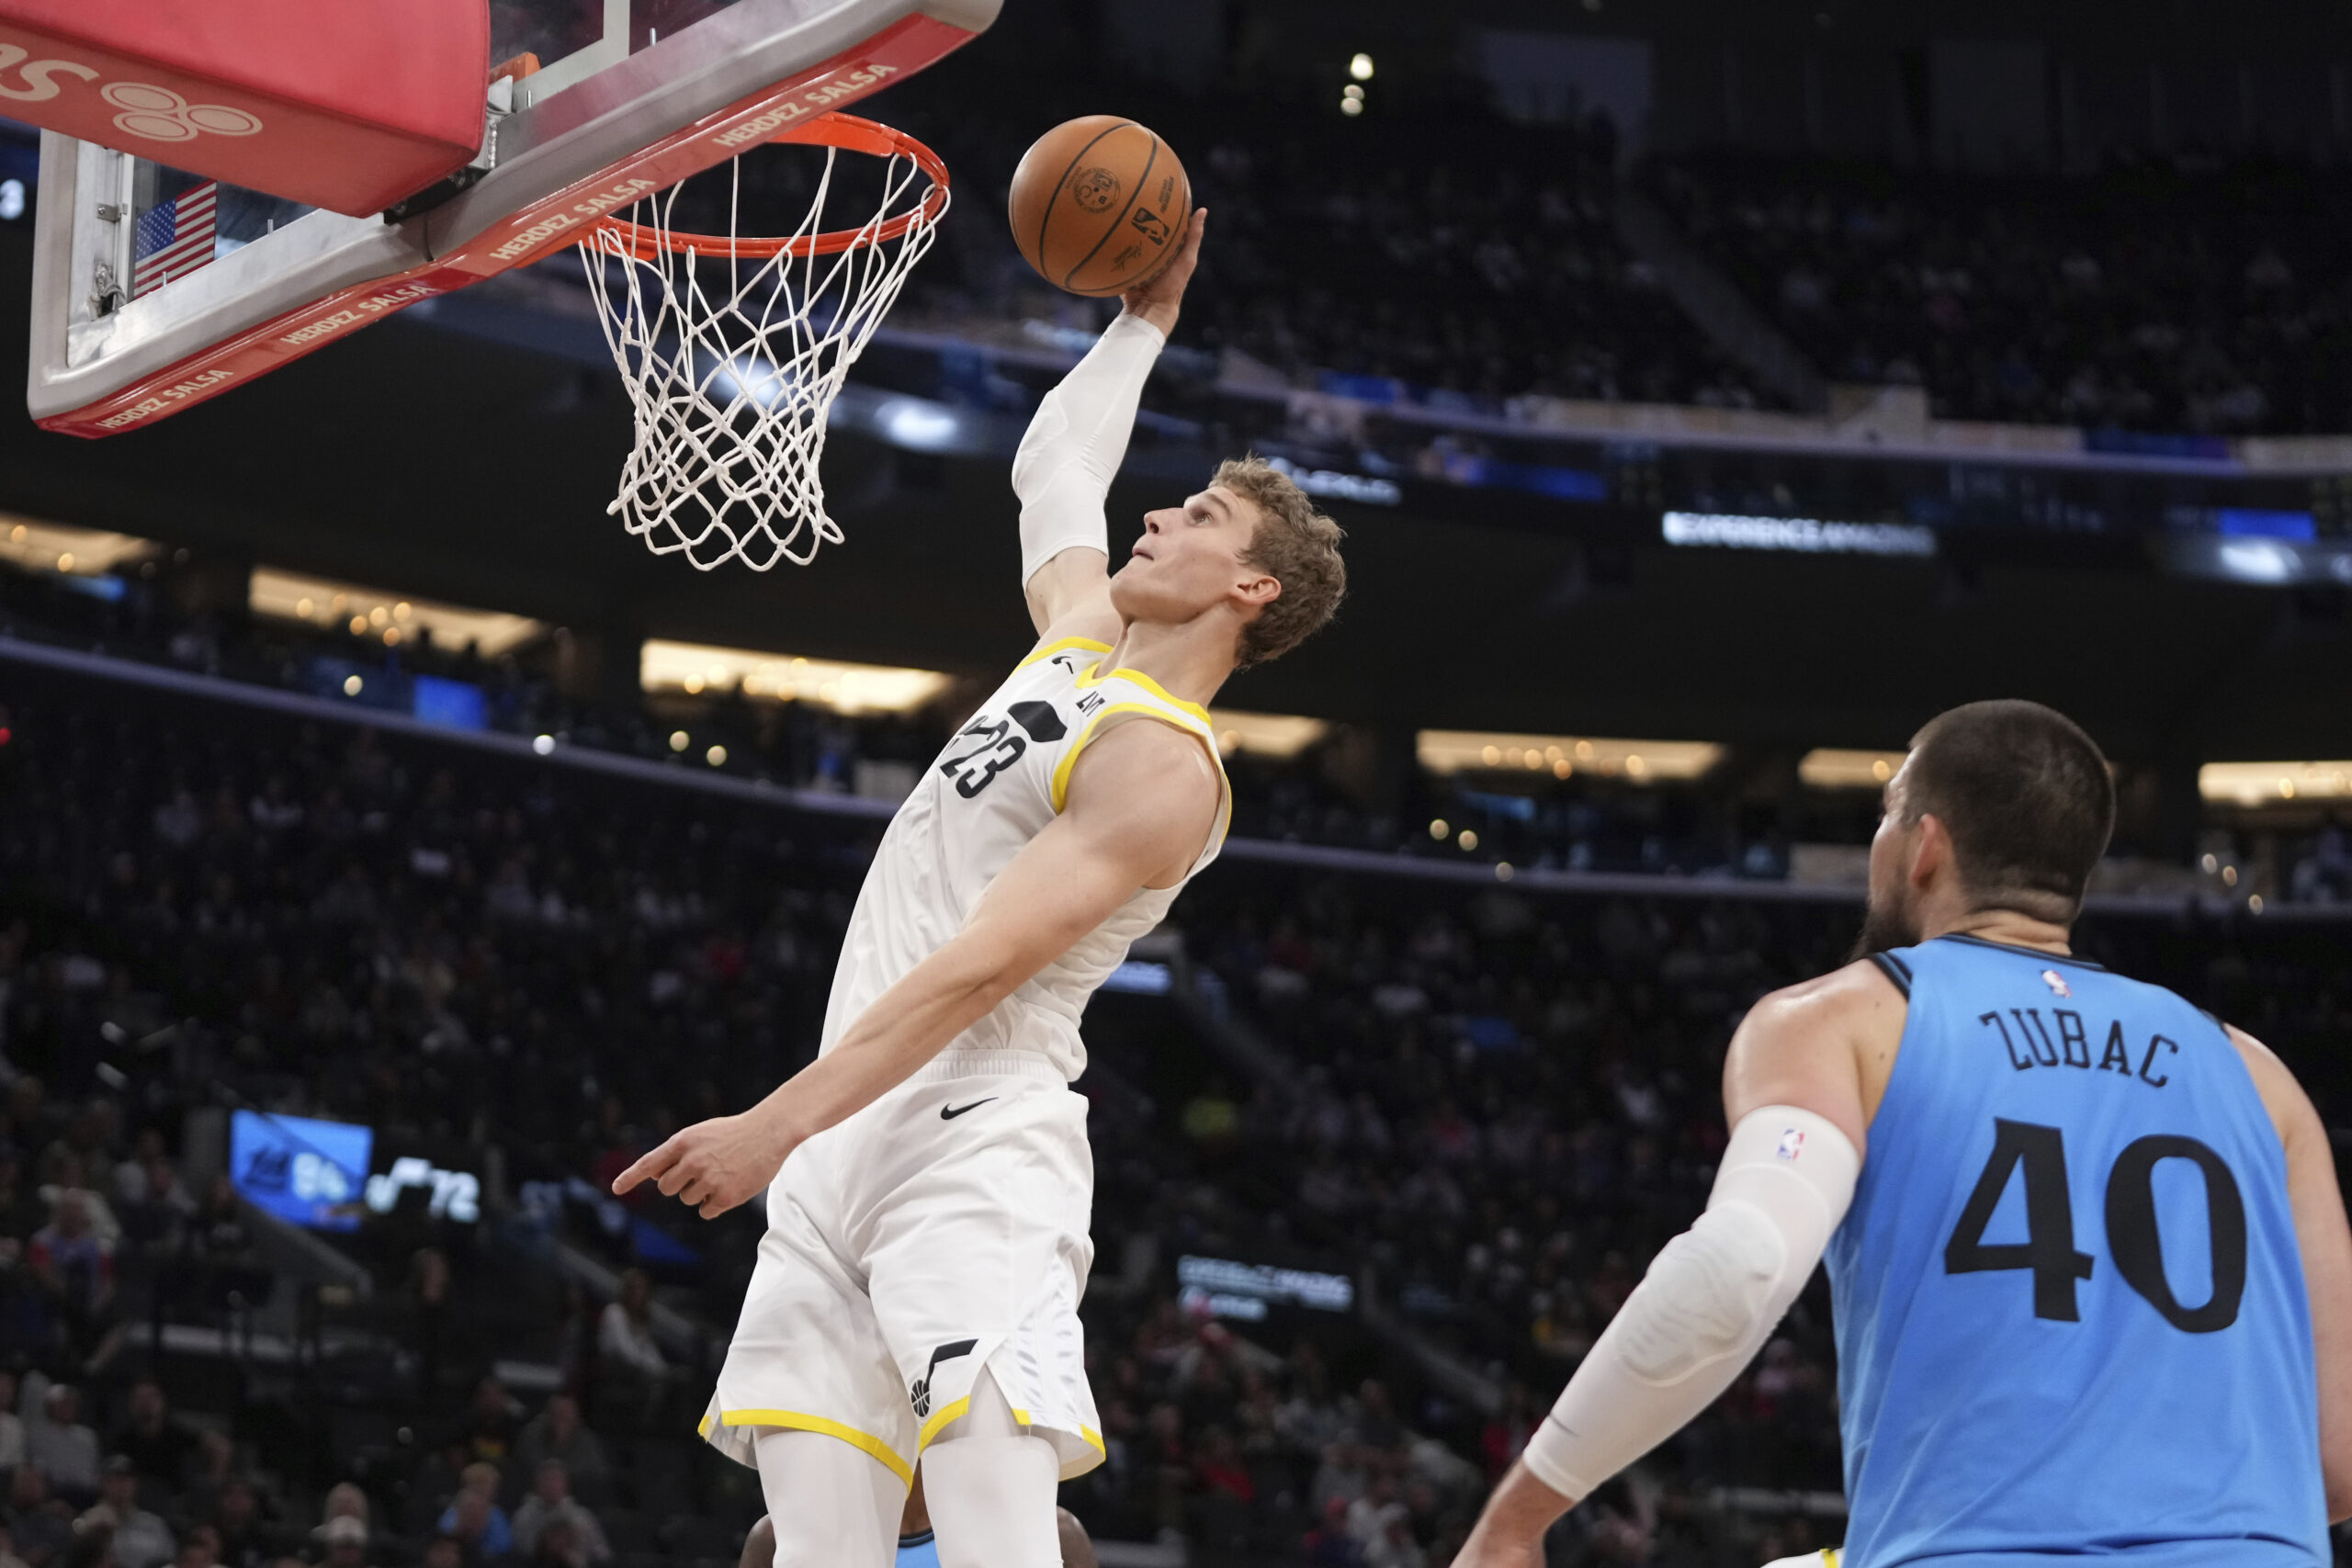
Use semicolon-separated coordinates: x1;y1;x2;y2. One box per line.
33;1161;116;1250
26;1387;99;1501
405;1249;457;1402
84;1457;172;1568
435;1465;512;1566
0;1523;29;1568
593;1272;667;1427
1191;1427;1253;1506
111;1137;192;1254
209;1480;276;1568
4;1468;70;1568
1301;1495;1364;1568
108;1383;196;1497
521;1519;584;1568
510;1397;606;1506
315;1487;368;1535
508;1464;605;1567
26;1200;120;1374
174;1524;220;1568
1478;1385;1537;1482
450;1378;520;1469
0;1159;45;1258
313;1518;366;1568
418;1537;462;1568
0;1370;26;1471
178;1436;236;1525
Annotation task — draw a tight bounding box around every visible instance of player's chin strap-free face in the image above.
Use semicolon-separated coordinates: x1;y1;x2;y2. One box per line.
1521;1105;1860;1502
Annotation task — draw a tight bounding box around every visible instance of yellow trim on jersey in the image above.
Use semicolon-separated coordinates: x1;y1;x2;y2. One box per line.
916;1396;972;1454
937;1403;1106;1457
702;1406;913;1487
1051;702;1227;817
1017;636;1112;670
1074;660;1212;722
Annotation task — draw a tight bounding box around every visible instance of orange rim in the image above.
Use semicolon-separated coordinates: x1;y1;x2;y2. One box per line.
588;112;948;261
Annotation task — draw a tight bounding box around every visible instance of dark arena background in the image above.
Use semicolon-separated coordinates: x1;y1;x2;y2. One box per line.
0;1;2348;1565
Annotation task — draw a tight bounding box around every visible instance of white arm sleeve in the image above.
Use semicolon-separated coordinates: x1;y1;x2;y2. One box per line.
1011;310;1166;587
1521;1105;1860;1501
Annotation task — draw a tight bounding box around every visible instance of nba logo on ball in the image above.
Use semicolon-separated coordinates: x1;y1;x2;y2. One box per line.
1776;1128;1805;1161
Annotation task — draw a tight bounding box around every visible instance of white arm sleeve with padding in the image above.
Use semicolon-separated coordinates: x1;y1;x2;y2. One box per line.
1521;1105;1860;1501
1011;310;1166;587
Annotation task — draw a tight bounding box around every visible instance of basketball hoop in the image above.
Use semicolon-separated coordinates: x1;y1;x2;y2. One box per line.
579;113;950;570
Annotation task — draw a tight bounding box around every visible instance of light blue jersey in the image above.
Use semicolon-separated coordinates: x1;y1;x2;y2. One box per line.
896;1531;941;1568
1826;934;2328;1566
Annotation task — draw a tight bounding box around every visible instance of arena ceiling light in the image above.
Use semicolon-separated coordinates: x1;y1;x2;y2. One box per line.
1800;749;1908;789
1419;730;1723;782
0;515;161;578
2199;761;2352;806
1209;710;1330;760
249;569;547;656
640;639;952;716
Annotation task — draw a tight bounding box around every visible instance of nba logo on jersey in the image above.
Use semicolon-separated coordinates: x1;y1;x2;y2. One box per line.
1775;1127;1805;1161
2041;969;2073;998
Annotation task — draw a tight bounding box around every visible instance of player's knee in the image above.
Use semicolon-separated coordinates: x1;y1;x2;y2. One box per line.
1618;1202;1785;1382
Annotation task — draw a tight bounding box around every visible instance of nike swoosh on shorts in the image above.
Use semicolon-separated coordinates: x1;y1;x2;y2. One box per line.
940;1098;997;1120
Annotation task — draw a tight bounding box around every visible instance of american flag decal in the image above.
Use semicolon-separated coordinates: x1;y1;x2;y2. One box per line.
131;182;218;298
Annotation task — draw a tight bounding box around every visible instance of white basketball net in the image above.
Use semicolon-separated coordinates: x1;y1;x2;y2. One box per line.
578;138;946;570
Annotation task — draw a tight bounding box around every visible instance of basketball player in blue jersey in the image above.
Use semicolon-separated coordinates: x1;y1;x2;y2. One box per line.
1453;699;2352;1567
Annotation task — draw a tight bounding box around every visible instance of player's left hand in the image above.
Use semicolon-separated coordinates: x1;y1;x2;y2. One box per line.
611;1112;791;1219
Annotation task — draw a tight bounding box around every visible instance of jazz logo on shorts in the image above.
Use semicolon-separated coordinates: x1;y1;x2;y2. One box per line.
1776;1127;1806;1162
910;1338;977;1418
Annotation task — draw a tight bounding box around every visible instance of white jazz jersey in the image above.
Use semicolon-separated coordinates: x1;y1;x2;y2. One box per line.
699;637;1230;1484
820;635;1232;1082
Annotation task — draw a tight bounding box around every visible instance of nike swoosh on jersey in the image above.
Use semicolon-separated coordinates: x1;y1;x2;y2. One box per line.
940;1098;997;1120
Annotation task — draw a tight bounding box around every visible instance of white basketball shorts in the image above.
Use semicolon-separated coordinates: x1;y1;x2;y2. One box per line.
699;1053;1102;1485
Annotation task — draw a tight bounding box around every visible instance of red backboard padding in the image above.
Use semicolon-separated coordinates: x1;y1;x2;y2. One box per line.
0;0;488;217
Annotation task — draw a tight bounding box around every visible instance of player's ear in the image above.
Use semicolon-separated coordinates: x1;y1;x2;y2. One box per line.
1910;811;1953;890
1232;570;1281;610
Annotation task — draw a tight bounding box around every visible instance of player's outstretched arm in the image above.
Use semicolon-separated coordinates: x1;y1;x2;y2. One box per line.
612;718;1219;1218
1014;209;1207;643
2228;1025;2352;1522
1452;966;1893;1567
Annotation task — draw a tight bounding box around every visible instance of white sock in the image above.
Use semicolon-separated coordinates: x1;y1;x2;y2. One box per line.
752;1427;903;1568
922;1370;1061;1568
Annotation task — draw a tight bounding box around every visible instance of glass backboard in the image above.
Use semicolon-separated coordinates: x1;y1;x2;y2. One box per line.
31;0;997;435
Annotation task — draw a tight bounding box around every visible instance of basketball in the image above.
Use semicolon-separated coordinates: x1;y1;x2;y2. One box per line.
1007;116;1192;297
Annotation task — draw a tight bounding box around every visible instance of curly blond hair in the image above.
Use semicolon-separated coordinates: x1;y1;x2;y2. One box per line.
1214;456;1347;666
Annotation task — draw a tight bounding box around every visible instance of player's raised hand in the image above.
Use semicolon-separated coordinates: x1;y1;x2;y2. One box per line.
612;1111;789;1219
1120;208;1206;337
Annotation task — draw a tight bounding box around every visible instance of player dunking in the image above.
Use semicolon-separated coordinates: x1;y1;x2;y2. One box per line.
1454;701;2352;1567
614;209;1347;1568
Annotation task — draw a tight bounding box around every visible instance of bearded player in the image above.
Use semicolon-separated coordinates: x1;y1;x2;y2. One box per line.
1454;701;2351;1567
614;209;1346;1568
